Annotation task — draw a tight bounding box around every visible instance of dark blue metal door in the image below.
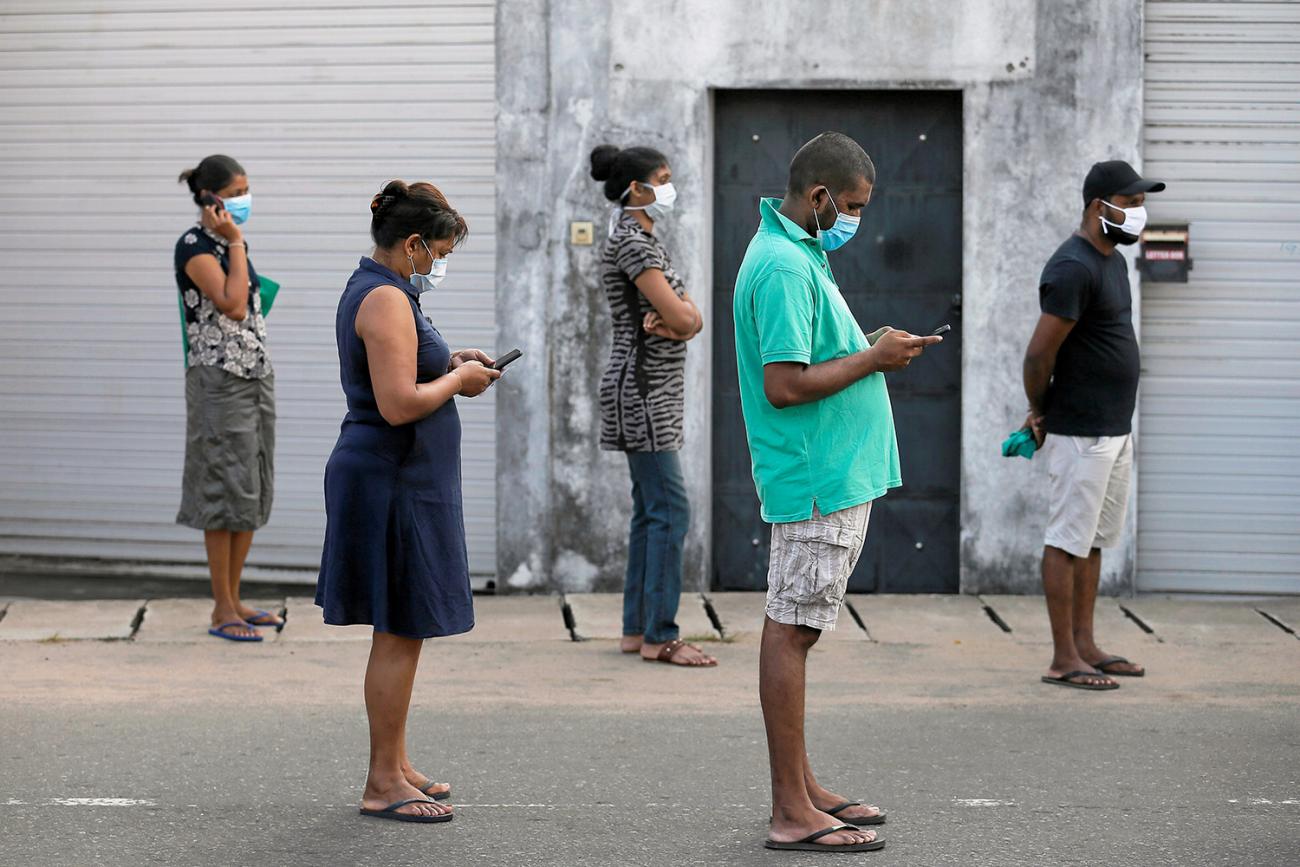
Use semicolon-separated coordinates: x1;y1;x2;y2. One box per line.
711;89;962;593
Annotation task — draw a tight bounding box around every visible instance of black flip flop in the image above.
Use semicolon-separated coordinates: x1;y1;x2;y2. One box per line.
1041;670;1119;691
420;781;452;801
359;798;453;823
827;801;887;826
765;824;885;852
1093;655;1144;677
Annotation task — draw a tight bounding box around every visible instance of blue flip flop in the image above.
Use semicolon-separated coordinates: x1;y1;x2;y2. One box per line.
209;621;263;642
243;609;283;628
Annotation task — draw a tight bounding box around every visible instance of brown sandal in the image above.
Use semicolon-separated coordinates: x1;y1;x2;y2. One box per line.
644;638;718;667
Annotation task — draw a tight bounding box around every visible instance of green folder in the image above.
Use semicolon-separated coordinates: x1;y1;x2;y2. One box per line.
177;276;280;365
258;275;280;315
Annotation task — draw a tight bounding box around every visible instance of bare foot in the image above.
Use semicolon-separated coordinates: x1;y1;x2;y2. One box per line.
362;775;452;819
620;635;643;654
210;608;259;640
769;806;876;848
640;639;718;666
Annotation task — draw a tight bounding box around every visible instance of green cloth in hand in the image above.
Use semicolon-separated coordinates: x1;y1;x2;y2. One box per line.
1001;427;1038;460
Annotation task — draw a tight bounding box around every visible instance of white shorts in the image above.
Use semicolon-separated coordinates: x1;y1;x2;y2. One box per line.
1045;434;1133;558
765;502;872;631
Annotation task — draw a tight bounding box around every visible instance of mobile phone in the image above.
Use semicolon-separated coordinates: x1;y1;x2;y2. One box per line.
930;324;952;336
493;348;523;371
199;191;224;210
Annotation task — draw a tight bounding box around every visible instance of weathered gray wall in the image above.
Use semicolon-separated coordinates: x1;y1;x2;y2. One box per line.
496;0;1145;594
960;2;1145;595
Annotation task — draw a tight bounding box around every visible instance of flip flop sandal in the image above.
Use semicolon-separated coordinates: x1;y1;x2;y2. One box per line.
1041;670;1118;690
765;824;885;852
208;621;263;642
827;801;887;826
419;781;451;801
644;638;718;667
243;609;283;628
1093;655;1144;677
359;798;453;824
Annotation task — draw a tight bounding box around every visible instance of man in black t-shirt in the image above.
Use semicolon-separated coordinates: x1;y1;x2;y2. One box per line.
1022;160;1164;691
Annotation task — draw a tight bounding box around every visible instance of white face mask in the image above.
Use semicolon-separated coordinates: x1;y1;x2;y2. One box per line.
408;239;447;294
622;180;677;222
1099;199;1147;239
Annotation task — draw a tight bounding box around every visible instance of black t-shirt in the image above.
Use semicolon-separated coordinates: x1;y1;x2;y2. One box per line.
1038;234;1140;436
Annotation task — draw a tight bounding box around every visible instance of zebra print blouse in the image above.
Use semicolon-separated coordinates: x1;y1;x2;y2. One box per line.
598;212;687;452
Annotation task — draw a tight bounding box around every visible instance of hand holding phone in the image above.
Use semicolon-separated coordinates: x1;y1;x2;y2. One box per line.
198;192;242;243
870;329;942;371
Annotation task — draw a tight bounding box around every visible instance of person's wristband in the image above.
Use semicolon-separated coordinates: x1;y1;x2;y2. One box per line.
227;240;246;249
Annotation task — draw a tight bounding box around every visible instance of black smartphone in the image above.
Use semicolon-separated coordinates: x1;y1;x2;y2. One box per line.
493;348;523;371
199;191;224;210
930;324;952;336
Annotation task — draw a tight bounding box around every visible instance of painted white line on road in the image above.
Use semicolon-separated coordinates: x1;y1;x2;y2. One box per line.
1228;798;1300;806
3;798;157;807
953;798;1016;807
3;800;755;811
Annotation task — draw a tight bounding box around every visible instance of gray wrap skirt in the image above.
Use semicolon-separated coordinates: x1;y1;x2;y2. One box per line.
176;365;275;532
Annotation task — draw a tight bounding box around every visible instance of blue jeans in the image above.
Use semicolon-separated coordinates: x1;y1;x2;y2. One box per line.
623;450;690;644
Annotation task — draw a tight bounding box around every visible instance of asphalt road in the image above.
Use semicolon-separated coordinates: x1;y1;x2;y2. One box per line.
1;606;1297;866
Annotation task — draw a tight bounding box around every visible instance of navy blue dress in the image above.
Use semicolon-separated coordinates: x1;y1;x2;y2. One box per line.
316;257;474;639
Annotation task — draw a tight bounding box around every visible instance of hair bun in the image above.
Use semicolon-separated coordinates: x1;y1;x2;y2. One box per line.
370;179;409;215
589;144;620;182
178;168;198;192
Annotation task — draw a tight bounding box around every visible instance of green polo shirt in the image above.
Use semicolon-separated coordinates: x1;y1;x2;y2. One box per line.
732;197;901;523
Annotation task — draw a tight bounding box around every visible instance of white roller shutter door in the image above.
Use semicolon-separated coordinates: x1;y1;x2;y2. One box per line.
1140;0;1300;593
0;1;498;580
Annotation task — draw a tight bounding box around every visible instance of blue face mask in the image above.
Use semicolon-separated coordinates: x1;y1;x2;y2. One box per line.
812;186;859;251
408;239;448;294
222;193;252;225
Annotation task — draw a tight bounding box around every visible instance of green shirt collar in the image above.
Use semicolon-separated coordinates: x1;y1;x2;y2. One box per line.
759;197;822;248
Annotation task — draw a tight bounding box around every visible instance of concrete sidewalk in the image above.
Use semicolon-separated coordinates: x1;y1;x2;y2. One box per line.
1;591;1297;646
1;592;1297;866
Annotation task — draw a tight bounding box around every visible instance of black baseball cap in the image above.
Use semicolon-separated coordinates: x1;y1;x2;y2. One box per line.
1082;160;1165;205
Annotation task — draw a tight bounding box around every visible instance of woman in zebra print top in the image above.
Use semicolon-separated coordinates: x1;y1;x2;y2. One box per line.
590;144;716;668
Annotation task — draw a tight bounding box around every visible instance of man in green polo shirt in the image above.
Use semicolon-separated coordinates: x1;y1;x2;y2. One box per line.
734;132;941;854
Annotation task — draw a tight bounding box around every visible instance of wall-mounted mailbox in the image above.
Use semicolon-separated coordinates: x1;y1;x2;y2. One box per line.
570;221;595;246
1138;222;1192;283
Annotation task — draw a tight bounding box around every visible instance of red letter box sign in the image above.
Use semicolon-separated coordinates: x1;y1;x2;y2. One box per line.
1138;222;1192;283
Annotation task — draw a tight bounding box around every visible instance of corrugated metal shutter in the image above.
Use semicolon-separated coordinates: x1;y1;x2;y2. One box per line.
1140;0;1300;593
0;0;498;580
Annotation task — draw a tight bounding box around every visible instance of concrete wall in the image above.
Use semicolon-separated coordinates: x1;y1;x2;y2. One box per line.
496;0;1145;594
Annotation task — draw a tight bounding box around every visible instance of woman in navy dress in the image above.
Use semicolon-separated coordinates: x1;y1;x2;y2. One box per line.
316;180;499;823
